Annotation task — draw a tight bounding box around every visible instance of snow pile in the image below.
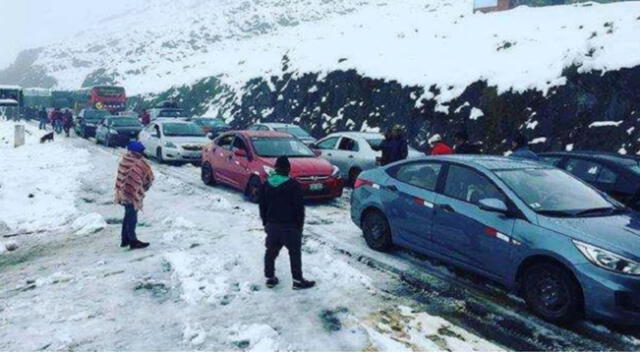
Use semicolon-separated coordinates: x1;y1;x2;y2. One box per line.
70;213;107;235
0;121;91;233
26;0;640;106
228;323;281;351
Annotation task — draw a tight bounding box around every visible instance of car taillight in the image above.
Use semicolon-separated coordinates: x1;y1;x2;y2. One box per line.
354;178;374;189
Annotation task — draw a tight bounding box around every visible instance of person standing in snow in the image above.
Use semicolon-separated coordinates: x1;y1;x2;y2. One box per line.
38;107;48;130
510;134;539;161
140;109;150;126
259;156;315;290
62;110;74;137
114;141;155;249
428;134;453;155
453;131;480;155
379;125;409;166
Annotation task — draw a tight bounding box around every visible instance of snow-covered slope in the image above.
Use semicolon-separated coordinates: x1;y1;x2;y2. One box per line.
25;0;640;104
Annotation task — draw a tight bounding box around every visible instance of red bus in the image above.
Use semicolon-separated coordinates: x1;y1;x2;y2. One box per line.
74;86;127;113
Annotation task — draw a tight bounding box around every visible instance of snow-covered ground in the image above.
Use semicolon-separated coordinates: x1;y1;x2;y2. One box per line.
0;121;505;351
27;0;640;109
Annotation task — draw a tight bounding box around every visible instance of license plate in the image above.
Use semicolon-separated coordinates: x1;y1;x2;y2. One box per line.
309;183;324;191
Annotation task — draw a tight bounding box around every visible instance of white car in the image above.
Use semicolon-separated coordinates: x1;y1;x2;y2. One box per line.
138;120;209;163
247;122;316;145
312;132;422;185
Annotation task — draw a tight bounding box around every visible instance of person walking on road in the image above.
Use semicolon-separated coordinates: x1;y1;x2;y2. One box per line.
140;109;150;126
114;141;155;250
38;107;48;130
259;156;316;290
51;108;63;134
510;134;539;161
428;134;454;155
453;131;480;154
62;110;74;137
379;125;409;166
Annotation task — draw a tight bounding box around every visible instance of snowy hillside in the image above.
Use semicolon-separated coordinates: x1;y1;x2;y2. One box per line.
15;1;640;101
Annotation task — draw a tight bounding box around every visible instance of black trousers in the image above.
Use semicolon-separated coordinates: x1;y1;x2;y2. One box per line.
264;223;303;281
121;204;138;244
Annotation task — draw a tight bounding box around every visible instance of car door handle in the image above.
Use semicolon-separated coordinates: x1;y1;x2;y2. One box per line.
348;155;354;159
327;153;332;157
384;185;398;192
435;204;456;213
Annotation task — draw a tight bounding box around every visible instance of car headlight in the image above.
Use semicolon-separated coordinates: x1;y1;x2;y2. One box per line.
331;165;341;178
573;240;640;275
164;141;178;148
109;129;118;134
263;166;274;175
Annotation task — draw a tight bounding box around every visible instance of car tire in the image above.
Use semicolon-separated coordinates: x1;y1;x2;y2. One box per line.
362;210;393;251
348;167;362;188
156;148;164;164
245;176;262;203
201;162;216;186
523;262;582;324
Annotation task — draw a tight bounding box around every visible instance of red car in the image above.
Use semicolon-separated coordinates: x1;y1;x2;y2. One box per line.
201;131;344;202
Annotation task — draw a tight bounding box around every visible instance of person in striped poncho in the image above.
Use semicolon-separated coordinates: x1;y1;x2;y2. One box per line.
114;141;155;249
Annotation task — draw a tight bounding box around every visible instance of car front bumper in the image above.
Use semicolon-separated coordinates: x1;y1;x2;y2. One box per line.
575;263;640;324
163;149;202;162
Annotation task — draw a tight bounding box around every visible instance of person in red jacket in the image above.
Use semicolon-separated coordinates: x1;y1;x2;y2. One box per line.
140;109;151;126
428;134;454;155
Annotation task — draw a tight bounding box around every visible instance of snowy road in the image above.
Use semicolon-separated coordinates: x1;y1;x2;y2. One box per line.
1;122;639;351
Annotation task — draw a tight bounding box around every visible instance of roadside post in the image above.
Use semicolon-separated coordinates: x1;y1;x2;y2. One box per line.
14;124;25;148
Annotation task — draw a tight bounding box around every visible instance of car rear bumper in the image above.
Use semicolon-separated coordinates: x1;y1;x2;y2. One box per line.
575;263;640;324
298;178;344;200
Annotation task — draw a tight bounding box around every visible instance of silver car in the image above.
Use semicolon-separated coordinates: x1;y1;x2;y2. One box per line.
312;132;421;185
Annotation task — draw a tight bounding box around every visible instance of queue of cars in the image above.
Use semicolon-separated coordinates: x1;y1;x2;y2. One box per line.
73;108;640;325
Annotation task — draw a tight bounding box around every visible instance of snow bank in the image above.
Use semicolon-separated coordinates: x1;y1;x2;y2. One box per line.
71;213;107;235
0;121;90;232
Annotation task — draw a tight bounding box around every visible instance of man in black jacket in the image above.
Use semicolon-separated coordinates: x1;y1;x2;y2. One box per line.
259;156;315;290
453;131;480;155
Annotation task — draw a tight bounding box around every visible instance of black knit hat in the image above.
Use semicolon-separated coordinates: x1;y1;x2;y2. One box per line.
275;156;291;175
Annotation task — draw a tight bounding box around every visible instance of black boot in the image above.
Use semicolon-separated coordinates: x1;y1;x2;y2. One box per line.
266;277;279;288
130;240;149;250
120;239;129;248
293;279;315;290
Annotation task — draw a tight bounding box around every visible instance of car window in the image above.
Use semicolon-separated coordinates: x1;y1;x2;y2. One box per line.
248;125;260;131
316;137;339;150
338;137;359;152
566;158;603;183
540;156;563;167
597;166;618;184
444;165;506;205
233;137;247;151
217;134;235;150
391;163;442;191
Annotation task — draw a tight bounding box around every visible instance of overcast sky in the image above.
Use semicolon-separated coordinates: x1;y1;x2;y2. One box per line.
0;0;142;69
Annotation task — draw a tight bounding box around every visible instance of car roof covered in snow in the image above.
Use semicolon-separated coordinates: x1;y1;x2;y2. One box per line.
541;151;639;167
154;119;194;125
259;122;299;127
328;131;383;139
426;155;548;171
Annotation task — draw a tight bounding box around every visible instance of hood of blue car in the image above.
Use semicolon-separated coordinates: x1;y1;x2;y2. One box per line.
539;212;640;260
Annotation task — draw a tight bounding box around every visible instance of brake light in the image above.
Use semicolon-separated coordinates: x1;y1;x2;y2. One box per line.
354;178;374;189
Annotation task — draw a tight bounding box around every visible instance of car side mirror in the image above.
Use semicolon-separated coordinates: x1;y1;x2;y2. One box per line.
234;148;247;158
479;198;509;214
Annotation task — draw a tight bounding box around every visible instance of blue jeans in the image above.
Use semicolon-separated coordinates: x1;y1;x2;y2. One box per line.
121;204;138;244
39;119;47;130
54;121;62;133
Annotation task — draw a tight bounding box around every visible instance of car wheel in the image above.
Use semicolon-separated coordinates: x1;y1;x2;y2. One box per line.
156;148;164;164
523;262;582;324
201;162;216;186
348;167;362;187
245;176;262;203
362;210;392;251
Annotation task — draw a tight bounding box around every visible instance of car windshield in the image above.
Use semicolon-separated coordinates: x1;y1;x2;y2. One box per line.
85;110;111;120
158;109;184;117
111;118;140;127
367;138;384;149
251;137;315;158
194;119;228;128
496;168;615;216
162;123;204;137
274;126;310;138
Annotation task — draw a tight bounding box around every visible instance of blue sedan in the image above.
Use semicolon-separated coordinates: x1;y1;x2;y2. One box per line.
351;155;640;325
